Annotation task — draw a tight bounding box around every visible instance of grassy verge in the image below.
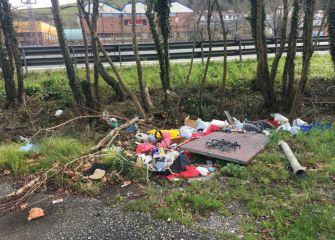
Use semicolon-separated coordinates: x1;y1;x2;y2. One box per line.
125;127;335;239
1;54;333;102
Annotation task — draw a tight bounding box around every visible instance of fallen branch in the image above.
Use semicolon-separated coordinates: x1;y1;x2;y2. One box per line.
0;176;41;204
91;117;149;152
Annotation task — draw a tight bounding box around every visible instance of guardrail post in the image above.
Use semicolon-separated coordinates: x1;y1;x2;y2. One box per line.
22;48;28;73
238;40;242;62
200;41;204;65
118;45;122;67
71;46;77;68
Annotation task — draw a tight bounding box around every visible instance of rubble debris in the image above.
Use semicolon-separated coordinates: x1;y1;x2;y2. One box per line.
28;207;45;221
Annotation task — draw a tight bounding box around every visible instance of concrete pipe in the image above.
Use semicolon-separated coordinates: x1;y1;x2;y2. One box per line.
279;140;307;178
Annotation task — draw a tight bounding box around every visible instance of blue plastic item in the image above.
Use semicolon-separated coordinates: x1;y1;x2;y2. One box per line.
19;143;39;153
300;123;332;132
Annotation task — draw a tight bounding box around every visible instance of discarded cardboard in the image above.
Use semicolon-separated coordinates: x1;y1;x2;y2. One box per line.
184;116;197;129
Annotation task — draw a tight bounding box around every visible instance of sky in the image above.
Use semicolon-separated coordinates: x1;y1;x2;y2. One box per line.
9;0;77;9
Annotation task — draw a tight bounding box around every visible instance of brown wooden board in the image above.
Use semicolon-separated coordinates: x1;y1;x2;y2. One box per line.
180;132;269;165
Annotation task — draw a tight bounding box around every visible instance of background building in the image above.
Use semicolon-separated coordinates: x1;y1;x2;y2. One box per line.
14;21;58;46
83;1;195;43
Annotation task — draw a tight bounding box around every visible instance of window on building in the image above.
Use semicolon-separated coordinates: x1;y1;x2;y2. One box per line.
124;20;129;26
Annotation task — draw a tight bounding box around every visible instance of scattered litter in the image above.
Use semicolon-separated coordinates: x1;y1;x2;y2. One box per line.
84;163;110;176
52;198;64;204
196;166;209;176
28;207;45;221
121;181;132;188
3;169;11;175
19;143;39;153
19;136;31;143
54;109;64;117
126;124;138;133
89;169;106;180
271;113;289;125
184;116;197;128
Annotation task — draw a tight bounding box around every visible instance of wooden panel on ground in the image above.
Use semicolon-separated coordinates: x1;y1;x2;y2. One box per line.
180;132;269;165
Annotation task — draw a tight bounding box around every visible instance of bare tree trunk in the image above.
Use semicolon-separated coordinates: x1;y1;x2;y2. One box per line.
215;0;228;117
289;0;315;120
185;10;203;84
281;0;301;111
198;0;214;117
269;0;288;85
51;0;84;107
132;0;151;112
78;2;90;84
82;0;124;103
253;0;273;109
78;0;146;119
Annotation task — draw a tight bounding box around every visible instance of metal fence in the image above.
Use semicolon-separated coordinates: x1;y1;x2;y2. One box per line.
20;36;330;70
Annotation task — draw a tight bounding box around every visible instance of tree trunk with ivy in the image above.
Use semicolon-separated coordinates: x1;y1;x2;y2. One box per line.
282;0;301;111
77;0;95;109
146;0;167;94
51;0;84;107
1;0;24;104
154;0;171;90
328;1;335;66
132;0;151;112
289;0;315;120
0;3;16;108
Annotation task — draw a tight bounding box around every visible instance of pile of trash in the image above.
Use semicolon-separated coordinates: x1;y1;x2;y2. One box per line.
131;113;332;181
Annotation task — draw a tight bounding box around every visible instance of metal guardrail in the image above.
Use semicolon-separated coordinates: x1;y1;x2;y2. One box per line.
20;36;330;69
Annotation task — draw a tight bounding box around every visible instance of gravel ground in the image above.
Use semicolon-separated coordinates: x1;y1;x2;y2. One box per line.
0;196;214;240
193;202;246;238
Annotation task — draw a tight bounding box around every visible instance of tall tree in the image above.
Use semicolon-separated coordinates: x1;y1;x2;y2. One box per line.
289;0;316;119
77;0;95;109
250;0;288;109
154;0;171;90
215;0;228;116
132;0;151;112
328;1;335;66
282;0;301;110
198;0;214;116
185;10;203;84
51;0;84;107
79;0;124;103
1;0;24;104
78;0;146;118
0;1;16;108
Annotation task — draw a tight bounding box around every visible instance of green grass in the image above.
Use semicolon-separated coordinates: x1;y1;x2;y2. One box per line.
0;137;88;175
1;54;333;102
